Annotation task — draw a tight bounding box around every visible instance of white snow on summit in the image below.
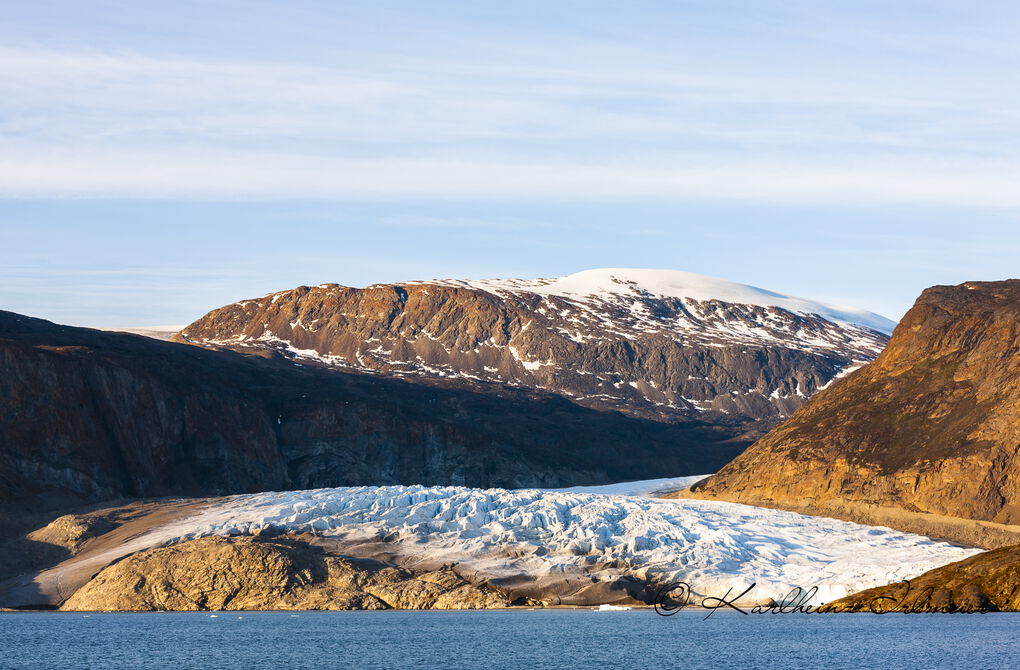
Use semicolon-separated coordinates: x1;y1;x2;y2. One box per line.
101;325;186;341
154;483;976;605
418;268;895;334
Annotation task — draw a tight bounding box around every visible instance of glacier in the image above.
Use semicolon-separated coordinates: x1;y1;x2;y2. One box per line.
145;481;979;606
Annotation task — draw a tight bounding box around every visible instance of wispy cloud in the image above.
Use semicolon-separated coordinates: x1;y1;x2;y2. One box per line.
2;144;1019;206
0;39;1018;205
3;1;1018;328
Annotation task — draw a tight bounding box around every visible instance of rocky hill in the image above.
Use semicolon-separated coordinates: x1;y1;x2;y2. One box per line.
688;279;1020;548
174;269;892;438
0;309;746;523
60;535;516;611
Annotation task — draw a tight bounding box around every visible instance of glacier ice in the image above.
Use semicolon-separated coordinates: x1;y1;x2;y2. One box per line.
146;482;979;605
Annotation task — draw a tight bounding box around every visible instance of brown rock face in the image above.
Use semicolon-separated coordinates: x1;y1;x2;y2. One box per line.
60;535;513;611
821;545;1020;613
25;514;117;555
175;271;889;437
690;280;1020;547
0;310;746;519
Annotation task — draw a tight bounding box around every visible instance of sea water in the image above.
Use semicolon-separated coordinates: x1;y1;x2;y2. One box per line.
2;610;1017;669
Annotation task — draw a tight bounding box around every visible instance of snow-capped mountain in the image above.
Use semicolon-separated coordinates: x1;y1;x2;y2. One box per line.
175;268;892;431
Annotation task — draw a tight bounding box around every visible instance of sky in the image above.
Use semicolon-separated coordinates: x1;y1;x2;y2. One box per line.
1;1;1019;327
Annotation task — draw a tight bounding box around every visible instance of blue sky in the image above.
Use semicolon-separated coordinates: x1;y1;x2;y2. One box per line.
2;1;1019;327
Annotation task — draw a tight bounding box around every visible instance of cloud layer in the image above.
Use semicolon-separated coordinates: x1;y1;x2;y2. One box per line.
1;36;1018;205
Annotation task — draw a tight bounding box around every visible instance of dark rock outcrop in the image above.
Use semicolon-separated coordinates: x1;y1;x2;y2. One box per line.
0;309;746;519
687;280;1020;547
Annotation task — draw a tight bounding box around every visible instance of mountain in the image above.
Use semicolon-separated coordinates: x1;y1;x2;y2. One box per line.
174;269;892;439
687;279;1020;548
0;309;746;524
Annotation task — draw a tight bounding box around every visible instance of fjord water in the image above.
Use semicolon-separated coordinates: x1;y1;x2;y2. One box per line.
2;611;1018;669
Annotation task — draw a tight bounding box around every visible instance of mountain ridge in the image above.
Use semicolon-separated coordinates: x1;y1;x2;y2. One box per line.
174;268;891;435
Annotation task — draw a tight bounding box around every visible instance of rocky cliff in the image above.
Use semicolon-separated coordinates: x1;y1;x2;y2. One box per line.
0;309;745;521
175;268;891;437
688;280;1020;547
821;545;1020;613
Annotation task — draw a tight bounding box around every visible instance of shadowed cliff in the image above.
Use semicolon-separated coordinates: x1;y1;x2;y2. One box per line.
0;310;746;525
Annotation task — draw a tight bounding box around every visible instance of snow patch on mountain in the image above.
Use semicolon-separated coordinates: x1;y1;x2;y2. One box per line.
414;269;895;334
